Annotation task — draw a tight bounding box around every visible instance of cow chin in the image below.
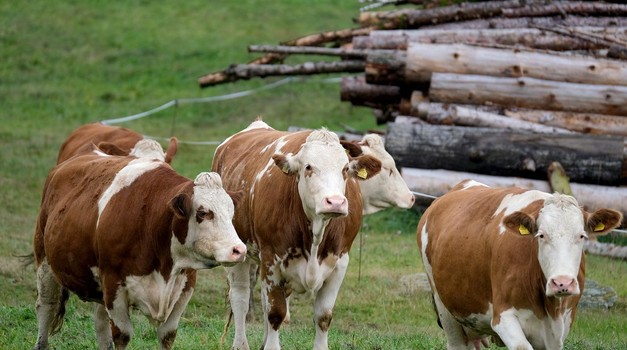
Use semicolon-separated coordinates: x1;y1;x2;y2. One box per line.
319;210;348;219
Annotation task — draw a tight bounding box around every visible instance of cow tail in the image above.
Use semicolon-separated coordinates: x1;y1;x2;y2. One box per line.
49;287;70;336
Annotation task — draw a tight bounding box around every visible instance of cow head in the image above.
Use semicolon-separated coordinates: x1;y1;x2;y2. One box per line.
130;139;168;161
347;134;415;214
504;194;622;297
272;129;382;220
169;172;246;268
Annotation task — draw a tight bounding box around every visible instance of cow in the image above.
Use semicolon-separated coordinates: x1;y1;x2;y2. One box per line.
212;120;382;350
239;132;415;323
417;180;623;350
56;122;178;164
32;141;247;350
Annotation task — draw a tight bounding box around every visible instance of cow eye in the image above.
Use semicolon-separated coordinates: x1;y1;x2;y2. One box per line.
580;233;588;240
305;164;312;171
196;210;214;221
535;233;545;239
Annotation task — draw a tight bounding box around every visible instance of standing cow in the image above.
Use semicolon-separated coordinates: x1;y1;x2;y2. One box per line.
57;122;178;164
33;143;246;350
417;180;622;350
212;120;381;350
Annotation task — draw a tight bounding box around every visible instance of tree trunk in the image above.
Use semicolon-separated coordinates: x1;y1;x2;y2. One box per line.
409;103;573;133
385;123;625;185
504;108;627;137
365;43;627;86
429;73;627;116
401;167;627;218
422;16;627;30
353;27;626;51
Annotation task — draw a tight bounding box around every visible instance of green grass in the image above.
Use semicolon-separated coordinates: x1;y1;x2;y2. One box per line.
1;1;625;349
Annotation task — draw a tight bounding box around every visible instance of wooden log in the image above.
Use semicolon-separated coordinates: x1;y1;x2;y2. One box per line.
359;2;627;29
535;25;627;60
401;167;627;218
385;123;625;185
340;76;403;106
365;43;627;86
353;27;626;51
429;73;627;116
410;104;573;133
504;108;627;137
422;16;627;30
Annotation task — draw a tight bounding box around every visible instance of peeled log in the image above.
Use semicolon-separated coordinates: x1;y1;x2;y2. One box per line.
429;73;627;116
353;27;625;51
401;167;627;218
385;123;624;185
366;43;627;86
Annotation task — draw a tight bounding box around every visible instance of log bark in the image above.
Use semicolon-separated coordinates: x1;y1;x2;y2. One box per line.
504;108;627;136
429;73;627;116
422;16;627;30
401;167;627;218
535;25;627;59
198;61;365;87
359;2;627;29
353;27;627;51
410;103;573;133
340;76;403;106
365;43;627;86
385;123;625;185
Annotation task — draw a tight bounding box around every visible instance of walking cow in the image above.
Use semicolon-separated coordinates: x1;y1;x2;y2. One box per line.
417;180;622;350
33;143;246;349
212;120;381;350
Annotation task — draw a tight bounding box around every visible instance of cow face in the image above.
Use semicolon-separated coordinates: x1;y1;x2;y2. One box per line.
170;172;246;267
504;194;622;297
354;134;415;214
272;129;381;220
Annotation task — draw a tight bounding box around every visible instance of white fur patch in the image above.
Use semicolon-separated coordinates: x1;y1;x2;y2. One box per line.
495;190;549;234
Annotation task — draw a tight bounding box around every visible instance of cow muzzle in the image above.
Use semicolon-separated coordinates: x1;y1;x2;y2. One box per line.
319;195;348;217
547;275;579;297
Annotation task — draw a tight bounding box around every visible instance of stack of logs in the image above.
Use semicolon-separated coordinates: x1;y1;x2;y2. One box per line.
198;0;627;218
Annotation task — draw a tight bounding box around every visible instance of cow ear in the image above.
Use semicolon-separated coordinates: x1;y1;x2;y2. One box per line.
169;193;192;219
340;140;363;158
97;142;127;156
227;190;244;208
272;153;297;175
585;208;623;236
503;211;537;236
164;137;178;164
348;154;382;181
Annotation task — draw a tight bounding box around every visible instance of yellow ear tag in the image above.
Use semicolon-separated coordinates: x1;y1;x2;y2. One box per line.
594;223;605;232
518;224;530;235
345;149;350;155
282;165;289;174
357;168;368;179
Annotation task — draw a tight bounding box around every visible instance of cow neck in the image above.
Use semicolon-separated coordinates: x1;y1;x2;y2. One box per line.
305;217;330;290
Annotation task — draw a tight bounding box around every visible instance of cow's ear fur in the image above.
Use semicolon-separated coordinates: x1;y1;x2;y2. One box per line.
164;137;178;164
585;208;623;236
97;142;128;156
340;140;363;158
228;190;244;208
272;153;298;175
349;154;382;181
503;211;537;237
170;193;192;219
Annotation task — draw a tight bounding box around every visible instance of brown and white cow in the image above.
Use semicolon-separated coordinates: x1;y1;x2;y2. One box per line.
57;122;178;164
212;120;381;350
33;143;246;350
417;180;622;350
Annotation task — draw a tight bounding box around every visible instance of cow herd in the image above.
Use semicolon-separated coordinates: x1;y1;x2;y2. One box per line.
31;120;622;350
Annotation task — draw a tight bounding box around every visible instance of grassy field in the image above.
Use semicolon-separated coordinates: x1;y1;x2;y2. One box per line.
1;1;625;349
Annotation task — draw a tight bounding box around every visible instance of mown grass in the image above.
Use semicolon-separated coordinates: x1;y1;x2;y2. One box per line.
1;1;625;349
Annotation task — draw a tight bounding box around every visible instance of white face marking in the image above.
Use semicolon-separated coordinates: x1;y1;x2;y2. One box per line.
129;139;166;161
178;172;245;266
357;134;413;214
97;158;162;227
495;190;550;234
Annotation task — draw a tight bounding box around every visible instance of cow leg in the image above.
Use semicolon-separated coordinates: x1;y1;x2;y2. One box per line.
246;262;259;323
432;292;474;350
260;278;287;350
93;303;113;350
228;261;252;350
311;254;349;350
492;310;533;350
105;285;133;350
157;287;194;350
33;260;66;350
